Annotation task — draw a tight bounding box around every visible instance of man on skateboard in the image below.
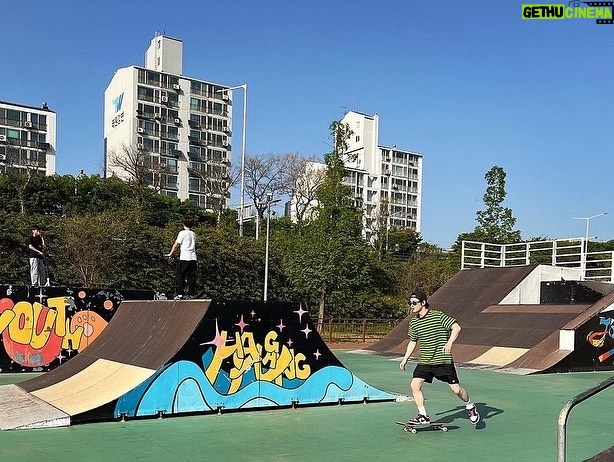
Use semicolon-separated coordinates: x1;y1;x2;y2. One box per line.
399;290;480;426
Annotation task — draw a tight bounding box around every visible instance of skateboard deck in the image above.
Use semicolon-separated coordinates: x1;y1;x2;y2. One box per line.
396;420;449;434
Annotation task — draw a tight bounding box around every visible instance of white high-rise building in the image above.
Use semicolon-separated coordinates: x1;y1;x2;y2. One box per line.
291;111;423;244
104;35;233;210
0;101;56;175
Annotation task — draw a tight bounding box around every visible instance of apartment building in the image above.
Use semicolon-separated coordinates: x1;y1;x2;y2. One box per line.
291;111;423;243
0;101;56;175
104;35;233;210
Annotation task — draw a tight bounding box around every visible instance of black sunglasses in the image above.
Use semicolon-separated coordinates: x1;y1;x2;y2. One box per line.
410;301;421;306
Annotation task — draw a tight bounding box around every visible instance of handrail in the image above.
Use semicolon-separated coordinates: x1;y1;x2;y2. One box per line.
557;375;614;461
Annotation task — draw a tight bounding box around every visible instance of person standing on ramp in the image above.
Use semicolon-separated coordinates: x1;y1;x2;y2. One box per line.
28;225;49;287
399;289;480;426
166;217;197;300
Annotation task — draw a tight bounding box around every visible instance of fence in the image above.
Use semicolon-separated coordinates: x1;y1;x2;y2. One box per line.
316;318;401;344
461;238;614;282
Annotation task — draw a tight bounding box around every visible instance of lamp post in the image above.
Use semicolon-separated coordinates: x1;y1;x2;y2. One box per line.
571;212;607;274
217;84;247;236
263;191;280;302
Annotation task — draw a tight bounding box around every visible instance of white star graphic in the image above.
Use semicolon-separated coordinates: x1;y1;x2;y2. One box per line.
301;325;312;338
293;306;308;322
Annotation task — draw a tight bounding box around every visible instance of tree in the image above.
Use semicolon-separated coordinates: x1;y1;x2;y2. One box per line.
243;153;289;223
282;121;383;321
399;242;457;298
474;165;521;244
449;165;521;270
280;152;326;230
187;156;237;221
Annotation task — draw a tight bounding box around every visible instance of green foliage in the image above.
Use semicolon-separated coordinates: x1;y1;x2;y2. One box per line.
451;166;521;266
400;243;458;297
0;130;469;319
385;228;422;260
474;165;521;244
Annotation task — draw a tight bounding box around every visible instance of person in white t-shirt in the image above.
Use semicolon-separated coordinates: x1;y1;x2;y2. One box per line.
166;217;197;299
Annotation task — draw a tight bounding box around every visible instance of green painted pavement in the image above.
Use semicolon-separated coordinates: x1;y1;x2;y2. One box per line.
0;351;611;461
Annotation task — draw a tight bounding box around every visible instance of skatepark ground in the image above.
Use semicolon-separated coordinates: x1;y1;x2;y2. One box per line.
0;349;611;462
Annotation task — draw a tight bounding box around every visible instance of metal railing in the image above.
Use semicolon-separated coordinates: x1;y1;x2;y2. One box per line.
461;238;614;282
557;375;614;461
315;318;401;344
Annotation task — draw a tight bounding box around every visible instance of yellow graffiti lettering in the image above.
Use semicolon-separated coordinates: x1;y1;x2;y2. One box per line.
259;344;294;385
204;331;235;383
292;352;310;380
29;302;57;349
8;301;34;345
46;296;68;337
227;332;262;393
61;318;84;350
0;309;15;334
205;329;312;393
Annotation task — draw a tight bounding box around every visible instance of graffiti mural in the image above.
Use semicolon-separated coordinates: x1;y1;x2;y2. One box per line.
107;301;395;422
586;315;614;365
0;285;155;372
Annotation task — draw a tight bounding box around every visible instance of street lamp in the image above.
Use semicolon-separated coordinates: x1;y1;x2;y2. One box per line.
217;84;247;237
571;212;607;253
263;191;280;302
571;212;607;275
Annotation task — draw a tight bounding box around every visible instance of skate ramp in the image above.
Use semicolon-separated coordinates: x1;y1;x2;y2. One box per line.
370;266;537;355
0;300;395;429
371;265;614;373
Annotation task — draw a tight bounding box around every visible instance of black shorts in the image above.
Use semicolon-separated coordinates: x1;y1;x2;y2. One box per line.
412;363;459;384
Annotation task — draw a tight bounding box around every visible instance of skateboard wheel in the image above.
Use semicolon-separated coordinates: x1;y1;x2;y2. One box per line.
410;428;417;434
441;426;448;432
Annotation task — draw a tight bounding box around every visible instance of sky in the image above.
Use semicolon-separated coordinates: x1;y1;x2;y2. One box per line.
3;0;614;248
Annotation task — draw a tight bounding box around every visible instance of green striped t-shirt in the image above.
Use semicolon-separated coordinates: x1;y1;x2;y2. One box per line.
408;309;456;365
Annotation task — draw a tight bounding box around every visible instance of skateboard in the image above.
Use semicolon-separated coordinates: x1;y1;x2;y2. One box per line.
396;420;449;434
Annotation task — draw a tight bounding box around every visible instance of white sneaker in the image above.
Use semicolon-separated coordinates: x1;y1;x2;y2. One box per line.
174;294;183;300
467;405;480;424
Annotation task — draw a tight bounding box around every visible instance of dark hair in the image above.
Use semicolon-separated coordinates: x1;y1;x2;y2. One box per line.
410;289;430;308
183;217;194;229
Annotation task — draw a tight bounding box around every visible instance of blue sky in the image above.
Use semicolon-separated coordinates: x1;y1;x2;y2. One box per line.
3;0;614;248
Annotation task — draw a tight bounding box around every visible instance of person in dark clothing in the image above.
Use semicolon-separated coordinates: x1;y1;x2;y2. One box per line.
28;225;48;287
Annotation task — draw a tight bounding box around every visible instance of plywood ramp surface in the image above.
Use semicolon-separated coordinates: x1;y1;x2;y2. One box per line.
31;359;155;416
469;347;529;367
21;299;211;393
0;384;69;430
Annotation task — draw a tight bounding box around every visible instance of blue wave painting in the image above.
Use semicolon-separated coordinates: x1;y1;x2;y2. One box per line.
115;349;396;417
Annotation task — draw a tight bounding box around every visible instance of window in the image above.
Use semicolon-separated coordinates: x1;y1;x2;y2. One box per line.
162;157;178;174
212;102;225;115
146;71;159;86
6;129;20;139
190;97;202;112
138;103;156;117
138;86;155;102
191;81;202;94
7;109;21;126
162;174;177;189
